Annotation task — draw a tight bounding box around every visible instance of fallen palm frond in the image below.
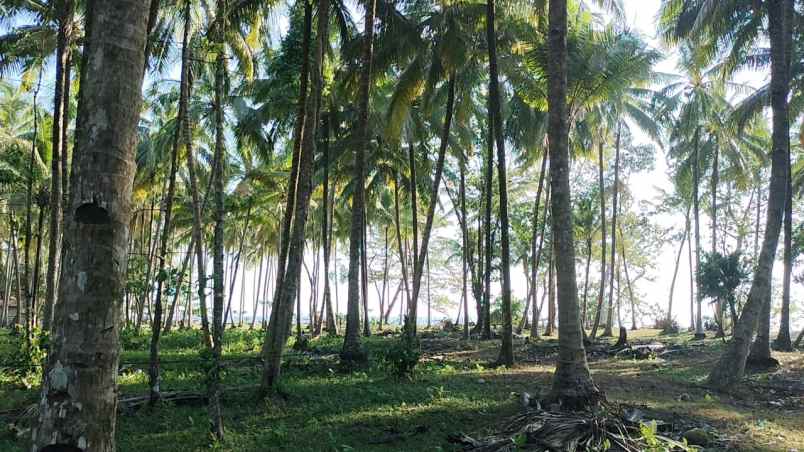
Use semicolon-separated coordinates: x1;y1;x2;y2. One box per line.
449;403;695;451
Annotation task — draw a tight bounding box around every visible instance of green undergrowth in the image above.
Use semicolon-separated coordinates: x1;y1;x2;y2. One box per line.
1;327;802;451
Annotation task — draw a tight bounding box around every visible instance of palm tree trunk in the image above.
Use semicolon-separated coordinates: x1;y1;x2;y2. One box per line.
545;252;555;336
775;126;793;350
481;112;494;341
165;237;195;333
459;150;470;339
342;0;376;360
666;206;689;327
529;152;548;322
361;208;370;336
223;204;253;327
33;1;150;447
708;0;791;386
148;2;190;397
393;170;412;315
207;0;228;438
31;197;46;328
23;72;42;341
590;141;607;339
603;128;621;338
43;0;75;334
581;236;592;328
321;115;337;334
531;184;550;337
618;225;637;330
711;146;725;338
407;75;456;336
485;0;513;365
692;126;705;339
546;0;599;409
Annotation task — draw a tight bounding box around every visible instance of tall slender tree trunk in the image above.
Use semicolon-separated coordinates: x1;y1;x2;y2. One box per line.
393;171;412;316
711;146;725;338
529;152;548;323
545;253;555;336
321;116;337;334
667;206;690;326
43;0;75;333
23;72;42;340
692;127;705;339
590;141;607;339
460;150;470;340
342;0;375;361
546;0;599;408
603;128;621;338
485;0;513;366
263;0;330;383
481;111;494;341
207;0;228;439
775;123;793;350
581;236;592;329
361;207;370;336
531;184;550;337
708;0;791;386
33;1;151;448
407;75;456;337
31;195;47;329
148;3;190;398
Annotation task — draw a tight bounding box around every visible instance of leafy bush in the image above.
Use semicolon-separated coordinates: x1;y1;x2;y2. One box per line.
382;330;421;380
0;328;47;388
653;316;679;334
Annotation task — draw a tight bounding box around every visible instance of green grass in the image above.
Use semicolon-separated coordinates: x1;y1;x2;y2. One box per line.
1;327;802;451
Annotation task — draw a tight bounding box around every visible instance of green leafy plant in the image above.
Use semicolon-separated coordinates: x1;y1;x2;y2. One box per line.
382;330;421;380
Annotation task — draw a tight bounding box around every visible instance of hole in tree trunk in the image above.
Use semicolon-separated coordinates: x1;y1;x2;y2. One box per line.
75;202;111;225
39;445;84;452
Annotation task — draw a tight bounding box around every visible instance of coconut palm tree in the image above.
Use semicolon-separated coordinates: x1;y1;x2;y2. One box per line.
33;1;151;448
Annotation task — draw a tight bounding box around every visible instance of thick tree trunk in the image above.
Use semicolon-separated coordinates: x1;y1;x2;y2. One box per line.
546;0;599;409
708;0;791;387
342;0;375;361
590;142;607;339
407;76;456;337
33;1;150;448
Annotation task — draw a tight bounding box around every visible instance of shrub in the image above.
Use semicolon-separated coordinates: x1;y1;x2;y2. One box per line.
1;328;47;388
382;330;421;380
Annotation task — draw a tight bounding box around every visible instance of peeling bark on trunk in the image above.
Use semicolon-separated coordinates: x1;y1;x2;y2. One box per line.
33;1;151;448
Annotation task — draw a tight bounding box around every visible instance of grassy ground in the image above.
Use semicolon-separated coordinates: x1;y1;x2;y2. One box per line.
0;327;802;451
